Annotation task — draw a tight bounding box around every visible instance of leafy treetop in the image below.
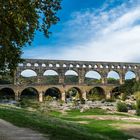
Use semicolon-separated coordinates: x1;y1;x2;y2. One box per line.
0;0;61;76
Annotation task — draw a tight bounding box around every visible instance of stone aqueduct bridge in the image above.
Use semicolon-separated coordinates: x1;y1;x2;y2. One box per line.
1;59;140;102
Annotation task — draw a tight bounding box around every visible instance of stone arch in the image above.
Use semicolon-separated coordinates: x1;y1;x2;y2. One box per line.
34;63;39;67
125;70;136;80
0;88;15;101
21;69;37;77
44;87;61;100
63;64;67;67
49;64;53;67
69;64;74;68
111;86;122;99
20;69;38;84
76;64;80;68
20;87;39;101
66;87;82;101
56;64;60;67
42;63;46;67
85;70;101;84
26;63;32;67
64;70;78;84
43;70;59;84
107;71;120;84
87;87;105;101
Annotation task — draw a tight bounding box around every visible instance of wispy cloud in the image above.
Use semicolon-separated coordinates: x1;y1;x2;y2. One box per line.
23;0;140;62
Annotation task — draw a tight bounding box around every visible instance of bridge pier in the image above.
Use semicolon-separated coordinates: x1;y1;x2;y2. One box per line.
119;73;125;85
59;76;64;84
136;75;139;82
78;77;84;84
101;77;107;84
106;92;111;99
15;92;20;101
82;92;87;100
78;68;85;84
61;92;66;101
103;86;112;99
58;69;65;84
39;92;43;102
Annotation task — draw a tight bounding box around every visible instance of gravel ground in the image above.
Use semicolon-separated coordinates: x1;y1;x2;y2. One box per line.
0;119;49;140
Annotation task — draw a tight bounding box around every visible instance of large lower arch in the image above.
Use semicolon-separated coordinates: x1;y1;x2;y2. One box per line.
43;70;59;84
66;87;82;101
111;87;122;99
0;88;15;101
20;87;39;101
45;87;61;100
87;87;105;101
64;70;78;84
107;71;120;84
85;71;101;84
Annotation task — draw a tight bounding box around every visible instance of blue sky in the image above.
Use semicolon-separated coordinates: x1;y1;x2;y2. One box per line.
23;0;140;63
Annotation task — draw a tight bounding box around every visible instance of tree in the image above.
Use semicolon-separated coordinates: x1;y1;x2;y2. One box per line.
119;79;136;95
107;77;119;84
0;0;61;76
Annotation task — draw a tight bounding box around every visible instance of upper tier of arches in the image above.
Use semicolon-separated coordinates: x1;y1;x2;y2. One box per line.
18;59;139;71
16;59;140;85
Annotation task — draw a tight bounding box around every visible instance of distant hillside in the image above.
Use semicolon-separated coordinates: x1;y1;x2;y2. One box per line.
18;75;102;84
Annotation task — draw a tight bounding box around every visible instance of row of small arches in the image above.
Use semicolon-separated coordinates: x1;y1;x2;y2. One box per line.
21;69;136;80
19;63;138;70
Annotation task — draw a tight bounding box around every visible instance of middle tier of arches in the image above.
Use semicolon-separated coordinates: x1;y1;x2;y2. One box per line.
18;69;139;85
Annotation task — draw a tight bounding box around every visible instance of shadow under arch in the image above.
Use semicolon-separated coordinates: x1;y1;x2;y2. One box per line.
0;88;15;101
64;70;78;84
20;87;39;101
43;70;59;85
20;69;38;84
107;70;120;84
66;87;82;101
87;87;105;101
45;87;61;100
111;86;122;100
85;70;101;84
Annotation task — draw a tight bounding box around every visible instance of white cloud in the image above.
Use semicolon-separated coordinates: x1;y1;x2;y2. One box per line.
23;0;140;63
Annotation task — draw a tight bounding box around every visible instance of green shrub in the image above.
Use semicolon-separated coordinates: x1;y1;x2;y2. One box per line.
105;98;115;102
117;101;128;112
134;91;140;100
80;98;85;104
131;103;136;110
45;96;53;101
58;99;65;105
88;94;104;101
121;93;127;101
20;99;39;109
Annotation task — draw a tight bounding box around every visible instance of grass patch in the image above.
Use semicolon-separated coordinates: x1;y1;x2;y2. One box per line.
64;108;131;117
0;106;132;140
65;108;107;117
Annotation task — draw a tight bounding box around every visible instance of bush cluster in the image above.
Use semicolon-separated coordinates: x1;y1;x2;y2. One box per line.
117;101;128;112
